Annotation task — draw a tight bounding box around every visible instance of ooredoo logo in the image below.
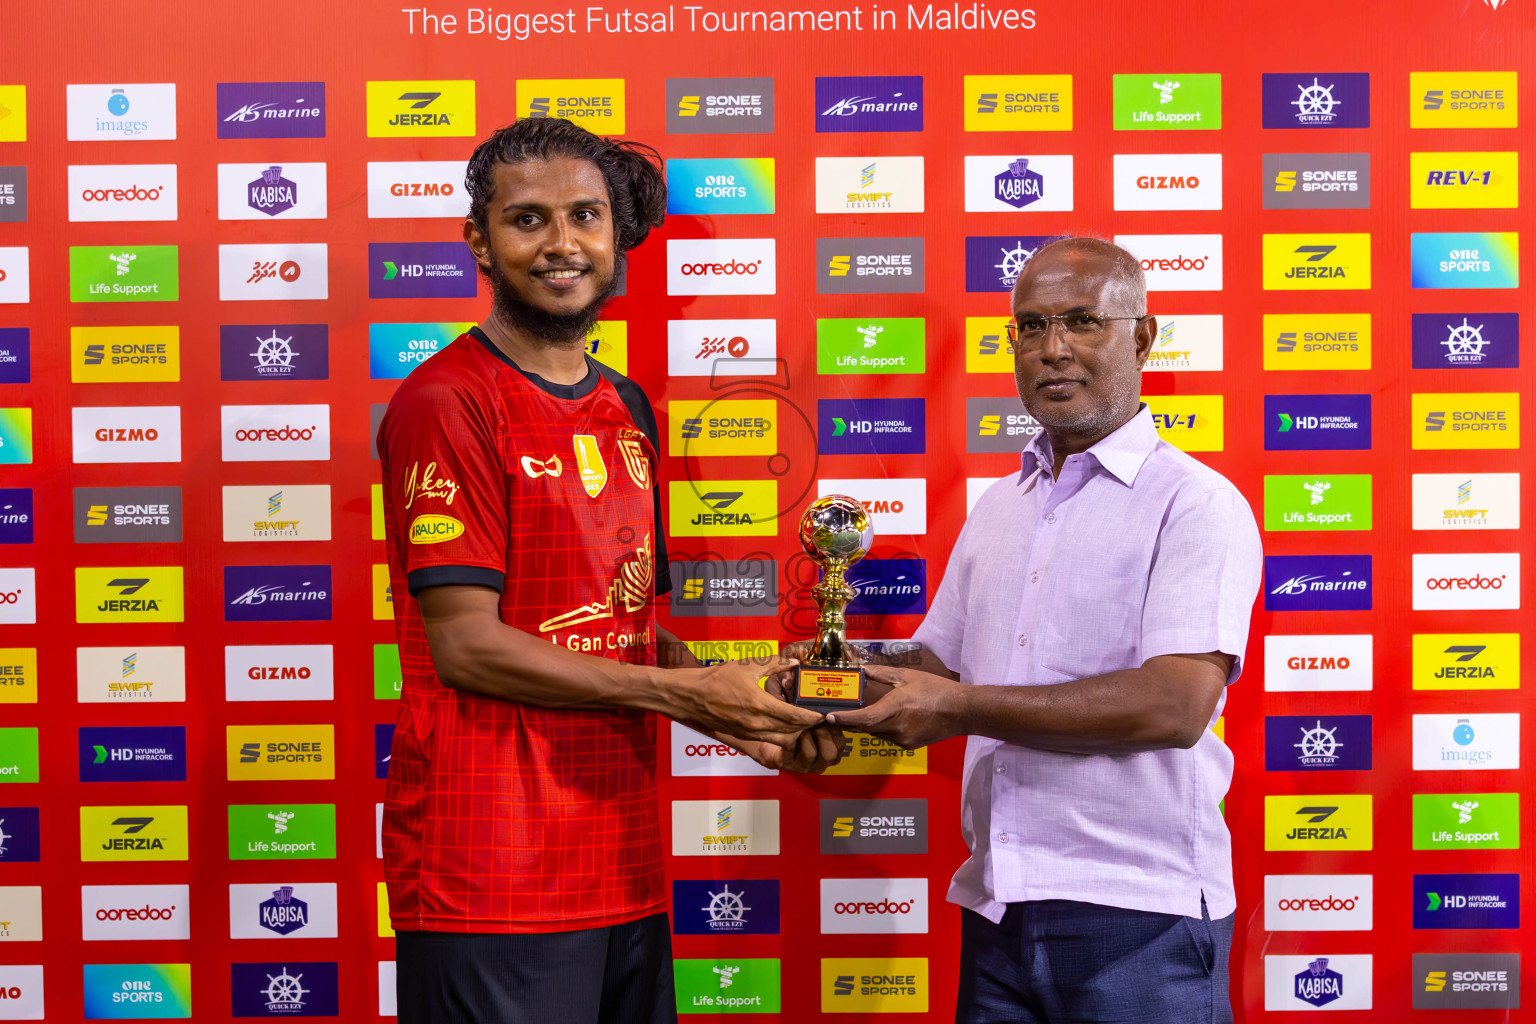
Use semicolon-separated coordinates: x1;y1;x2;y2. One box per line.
667;238;776;295
1114;234;1223;290
68;165;179;222
670;721;776;777
1413;553;1520;611
0;568;35;625
221;405;330;462
1264;875;1373;931
81;883;191;940
367;160;468;218
820;878;928;934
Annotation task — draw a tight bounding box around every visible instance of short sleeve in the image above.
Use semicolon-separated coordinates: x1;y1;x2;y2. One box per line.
1139;485;1263;683
379;377;509;598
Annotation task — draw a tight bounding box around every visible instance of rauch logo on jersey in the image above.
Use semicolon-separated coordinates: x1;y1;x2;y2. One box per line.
965;235;1060;292
1261;73;1369;128
1264;955;1372;1011
1411;312;1517;369
66;83;176;141
1411;232;1519;289
1413;953;1521;1010
69;245;178;303
819;398;925;455
1264;394;1371;451
366;160;468;218
369;242;476;299
220;324;329;381
79;727;186;782
1412;713;1519;770
821;878;928;935
1413;793;1519;850
820;798;928;854
217;82;325;139
217;162;327;220
1411;631;1520;690
819;237;924;295
229;803;338;860
815;76;922;132
1264;875;1373;932
81;884;190;941
1263;153;1371;210
230;961;339;1017
1412;552;1520;611
1265;555;1372;611
665;77;774;134
964;154;1073;212
673;880;780;935
1414;874;1519;930
81;962;192;1018
224;566;332;623
666;319;777;377
1264;716;1371;771
68;164;179;222
668;238;776;296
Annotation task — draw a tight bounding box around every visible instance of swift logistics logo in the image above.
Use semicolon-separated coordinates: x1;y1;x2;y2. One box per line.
369;242;476;299
1411;71;1517;128
75;568;185;623
820;878;928;934
1263;153;1371;210
70;325;180;384
217;81;325;138
668;158;775;215
1413;873;1519;929
668;558;778;618
1114;233;1223;290
1112;153;1222;211
68;164;178;222
76;646;187;704
820;798;927;854
230;961;340;1017
221;404;330;462
820;398;925;454
1411;473;1520;532
1264;955;1372;1011
1264;394;1371;451
66;83;177;140
365;80;475;137
965;235;1060;292
81;884;190;941
1264;795;1373;850
224;644;335;701
79;727;186;782
81;963;193;1018
1144;395;1225;452
1412;553;1520;611
369;322;474;379
670;799;780;856
367;160;468;218
673;879;780;934
1412;793;1519;850
1262;233;1372;289
217;162;327;220
80;805;189;861
665;77;774;133
1410;151;1518;208
1412;392;1519;450
1411;632;1520;690
821;958;930;1013
964;75;1072;131
218;243;327;301
1411;231;1519;288
1263;474;1372;531
1264;716;1371;771
1410;312;1518;369
1262;313;1371;371
1264;554;1372;611
220;324;329;381
1112;73;1221;129
1412;713;1520;770
668;238;776;295
1264;875;1373;931
666;319;777;376
668;481;778;537
816;317;924;374
227;725;336;782
674;958;781;1013
517;78;625;132
815;75;922;132
221;485;332;543
0;489;31;545
1261;73;1370;128
669;399;777;456
819;237;925;294
69;245;178;302
1413;953;1520;1010
963;154;1073;211
224;565;333;622
815;156;924;213
229;803;338;860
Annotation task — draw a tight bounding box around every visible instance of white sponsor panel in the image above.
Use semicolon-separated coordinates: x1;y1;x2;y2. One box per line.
670;722;777;777
228;882;339;939
1113;153;1223;211
1264;875;1373;932
220;405;331;463
1143;314;1224;372
1264;635;1373;692
666;319;778;377
0;248;30;303
81;884;189;941
1412;713;1519;771
966;477;1006;515
222;484;333;542
0;886;42;941
1264;955;1373;1011
66;83;177;141
77;646;187;703
963;155;1074;212
814;156;925;213
217;162;328;220
225;645;336;702
670;799;780;856
68;165;179;222
0;964;43;1019
71;406;182;464
379;961;398;1017
818;478;927;535
367;160;468;218
820;877;928;934
1411;473;1519;531
1412;552;1520;610
1114;233;1224;292
667;238;776;296
218;243;329;301
376;803;384;859
0;568;36;626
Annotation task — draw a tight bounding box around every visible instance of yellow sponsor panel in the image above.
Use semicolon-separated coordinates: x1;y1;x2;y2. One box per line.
373;563;393;620
366;80;476;137
668;400;778;457
408;514;464;545
0;85;26;142
1262;314;1371;371
80;805;189;862
0;647;36;704
822;958;929;1013
1410;152;1519;209
963;75;1072;131
1144;395;1224;452
1410;71;1517;129
75;567;185;623
227;724;336;781
1265;794;1372;851
964;317;1014;374
1262;233;1372;290
823;734;928;775
517;79;626;133
377;881;395;937
1412;633;1519;690
1411;392;1519;450
371;484;385;541
669;480;778;537
588;320;627;375
70;326;180;383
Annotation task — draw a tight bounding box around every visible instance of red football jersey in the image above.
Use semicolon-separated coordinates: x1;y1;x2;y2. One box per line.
378;327;673;933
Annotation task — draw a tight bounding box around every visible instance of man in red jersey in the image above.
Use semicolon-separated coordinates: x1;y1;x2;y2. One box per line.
378;117;835;1023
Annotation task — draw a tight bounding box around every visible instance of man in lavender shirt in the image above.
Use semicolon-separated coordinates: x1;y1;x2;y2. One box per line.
830;238;1262;1023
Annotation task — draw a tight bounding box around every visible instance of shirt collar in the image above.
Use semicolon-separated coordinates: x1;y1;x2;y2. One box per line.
1020;404;1159;487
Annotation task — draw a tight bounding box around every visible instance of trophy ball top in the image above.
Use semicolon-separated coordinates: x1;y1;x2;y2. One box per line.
798;494;873;566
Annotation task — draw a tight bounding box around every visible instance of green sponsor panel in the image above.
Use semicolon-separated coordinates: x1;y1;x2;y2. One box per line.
1113;74;1222;130
676;959;781;1014
69;244;180;302
374;643;402;700
817;317;925;375
228;802;338;859
1412;793;1519;850
1263;474;1372;531
0;726;39;782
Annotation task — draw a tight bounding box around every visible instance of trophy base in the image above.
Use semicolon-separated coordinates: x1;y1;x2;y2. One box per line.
791;665;866;713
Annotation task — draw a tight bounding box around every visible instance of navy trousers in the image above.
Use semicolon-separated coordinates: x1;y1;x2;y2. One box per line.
956;898;1235;1024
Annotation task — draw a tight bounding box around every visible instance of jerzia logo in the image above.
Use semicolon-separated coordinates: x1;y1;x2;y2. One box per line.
366;80;475;137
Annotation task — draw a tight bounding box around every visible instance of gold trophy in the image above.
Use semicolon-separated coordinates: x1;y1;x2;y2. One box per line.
790;494;873;712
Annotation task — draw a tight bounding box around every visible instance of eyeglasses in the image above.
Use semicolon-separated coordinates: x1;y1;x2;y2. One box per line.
1006;312;1148;345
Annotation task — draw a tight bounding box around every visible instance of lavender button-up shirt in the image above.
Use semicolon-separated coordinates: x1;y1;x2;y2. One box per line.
912;405;1262;922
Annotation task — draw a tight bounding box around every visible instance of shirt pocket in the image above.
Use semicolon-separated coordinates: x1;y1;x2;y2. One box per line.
1039;572;1144;679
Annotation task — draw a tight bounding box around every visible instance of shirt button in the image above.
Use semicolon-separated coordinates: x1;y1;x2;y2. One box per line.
995;764;1007;775
1045;513;1057;524
1029;571;1040;584
997;832;1010;844
1017;634;1029;647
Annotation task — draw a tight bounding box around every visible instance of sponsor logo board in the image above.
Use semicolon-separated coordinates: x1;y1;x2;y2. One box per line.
0;489;27;545
0;568;35;625
1410;150;1518;208
1262;233;1372;289
816;317;924;374
964;235;1059;292
0;167;25;224
846;558;927;617
668;481;777;538
71;406;181;464
221;486;331;543
0;87;25;142
1412;793;1519;850
668;558;778;618
1411;312;1518;370
221;405;330;462
1265;554;1371;611
669;158;775;215
0;409;30;466
963;154;1072;212
822;733;928;776
1263;153;1371;210
369;322;473;379
669;399;777;457
0;327;28;382
1261;73;1370;128
666;77;774;133
965;395;1038;454
965;74;1071;131
81;963;192;1019
0;730;37;783
217;82;325;139
218;243;327;301
224;564;332;623
1412;713;1519;770
1411;231;1519;289
72;486;181;544
74;567;184;624
1264;795;1373;850
674;958;780;1013
0;647;35;704
814;156;922;214
671;799;779;856
1411;632;1519;690
366;160;467;218
369;242;475;299
1113;153;1222;210
1264;875;1373;931
220;324;329;382
230;961;339;1017
0;807;41;862
1412;552;1519;610
77;647;185;704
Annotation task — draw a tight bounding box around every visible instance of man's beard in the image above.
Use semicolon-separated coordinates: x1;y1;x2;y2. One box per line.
488;256;623;345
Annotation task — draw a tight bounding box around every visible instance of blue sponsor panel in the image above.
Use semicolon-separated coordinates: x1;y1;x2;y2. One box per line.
224;565;333;622
0;327;29;383
1413;873;1520;930
217;81;327;139
368;322;473;379
1264;715;1372;771
1410;312;1518;369
369;242;478;299
230;961;340;1017
0;487;32;543
0;806;41;861
818;398;925;455
672;879;782;935
1261;73;1371;129
965;235;1063;292
1263;394;1371;451
375;723;394;780
666;158;775;215
1411;232;1519;289
79;726;188;782
846;558;928;617
1265;554;1372;612
220;324;329;381
815;76;923;133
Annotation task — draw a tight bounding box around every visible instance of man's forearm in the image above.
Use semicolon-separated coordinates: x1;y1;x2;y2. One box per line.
866;643;958;679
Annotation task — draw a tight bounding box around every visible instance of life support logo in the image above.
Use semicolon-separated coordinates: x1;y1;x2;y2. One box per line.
408;514;464;545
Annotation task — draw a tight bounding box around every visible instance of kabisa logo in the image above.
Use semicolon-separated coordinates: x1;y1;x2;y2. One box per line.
1411;631;1520;690
215;162;327;221
1410;151;1518;209
259;886;308;935
81;884;190;941
820;398;925;455
1262;474;1372;532
80;963;193;1018
815;75;923;132
69;245;179;303
1264;794;1373;850
668;559;778;618
665;318;777;377
1414;873;1520;930
231;961;340;1017
965;74;1072;132
220;324;329;382
1411;312;1518;369
1261;73;1370;128
1412;792;1520;850
75;567;185;624
1295;958;1347;1008
366;160;468;218
668;158;775;216
227;725;336;782
964;154;1073;212
65;83;177;141
1264;394;1372;451
673;879;781;934
1262;153;1371;210
365;80;475;137
1412;552;1520;611
1112;73;1222;129
1262;233;1372;290
1113;153;1223;212
1264;554;1372;611
820;878;928;934
248;165;295;216
1263;715;1372;771
80;726;187;782
229;883;339;939
1412;712;1520;770
1113;233;1224;290
0;806;40;861
1413;954;1521;1011
224;565;333;623
1411;71;1517;129
820;798;928;854
217;82;325;139
668;481;777;538
1262;313;1371;371
369;322;473;379
71;325;180;384
68;164;178;223
224;644;336;702
665;77;774;133
221;404;330;462
80;805;189;861
846;558;927;617
0;488;32;545
1412;392;1519;450
818;237;925;294
1411;231;1519;289
964;235;1060;292
821;958;930;1013
1264;875;1373;932
667;238;776;296
517;78;625;132
370;242;477;299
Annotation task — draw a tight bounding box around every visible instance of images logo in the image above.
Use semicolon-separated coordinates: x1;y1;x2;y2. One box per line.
964;75;1072;131
1413;953;1520;1010
1261;73;1370;128
66;83;176;141
816;317;924;374
68;164;178;223
673;879;780;935
1262;233;1371;289
671;799;780;856
70;325;180;384
818;237;925;294
369;322;473;379
1411;71;1517;128
369;242;476;299
79;727;187;782
820;799;927;854
1263;474;1372;531
1412;713;1520;770
217;82;324;138
1113;73;1221;129
365;80;475;137
674;958;782;1013
1412;793;1519;850
1264;795;1373;850
1411;473;1519;532
80;805;189;861
229;803;338;860
224;566;333;623
1410;312;1518;369
1264;875;1373;931
668;238;776;296
517;78;624;131
666;319;777;377
69;245;178;303
1263;956;1373;1010
815;75;922;132
1264;394;1371;451
229;883;338;939
668;481;777;538
1144;396;1225;452
668;158;775;216
821;957;929;1013
665;77;774;133
1262;314;1371;371
366;160;467;218
820;878;927;935
216;162;327;220
964;235;1059;292
1264;716;1372;771
820;398;925;455
1410;151;1518;208
1264;554;1372;611
1411;231;1519;288
1263;153;1371;210
1114;234;1223;290
75;568;185;624
668;559;778;619
963;154;1073;212
1412;392;1519;450
231;961;340;1017
814;156;923;214
1412;632;1519;690
1414;873;1519;929
220;324;329;382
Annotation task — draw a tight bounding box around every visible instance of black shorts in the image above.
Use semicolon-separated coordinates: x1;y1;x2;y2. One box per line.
396;914;677;1024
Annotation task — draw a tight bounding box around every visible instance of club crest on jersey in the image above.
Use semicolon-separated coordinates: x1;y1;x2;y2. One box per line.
618;430;653;490
572;434;608;497
520;453;563;479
